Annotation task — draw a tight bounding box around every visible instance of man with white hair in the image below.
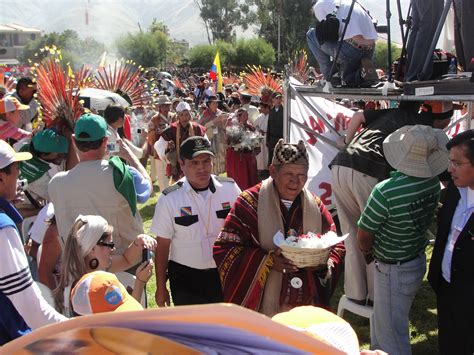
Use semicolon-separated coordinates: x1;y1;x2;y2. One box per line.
155;101;206;182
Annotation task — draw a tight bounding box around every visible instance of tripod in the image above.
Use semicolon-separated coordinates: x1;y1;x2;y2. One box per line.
328;0;357;83
394;0;412;81
395;0;453;81
420;0;453;78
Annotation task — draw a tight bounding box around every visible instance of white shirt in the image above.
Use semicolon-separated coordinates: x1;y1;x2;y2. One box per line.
24;161;65;203
254;112;269;170
242;104;260;125
0;226;66;328
441;187;474;282
29;202;55;244
313;0;378;41
150;175;241;269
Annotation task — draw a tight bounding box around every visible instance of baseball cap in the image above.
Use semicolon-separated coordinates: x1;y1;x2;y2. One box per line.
179;136;214;160
74;113;108;142
0;140;32;169
32;129;69;154
272;92;283;99
71;271;143;315
0;97;30;114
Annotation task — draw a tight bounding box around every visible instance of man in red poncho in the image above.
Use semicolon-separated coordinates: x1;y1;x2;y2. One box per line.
154;101;205;182
214;139;345;317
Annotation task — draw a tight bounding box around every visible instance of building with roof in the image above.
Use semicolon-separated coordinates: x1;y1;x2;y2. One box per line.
0;23;42;65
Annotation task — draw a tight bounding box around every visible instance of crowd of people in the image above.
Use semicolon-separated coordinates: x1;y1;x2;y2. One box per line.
0;68;472;354
0;0;473;352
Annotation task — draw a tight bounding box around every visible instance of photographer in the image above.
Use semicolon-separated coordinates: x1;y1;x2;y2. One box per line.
306;0;378;87
104;104;147;162
49;113;151;256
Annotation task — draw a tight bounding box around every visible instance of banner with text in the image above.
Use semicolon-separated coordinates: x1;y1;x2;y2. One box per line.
288;80;469;212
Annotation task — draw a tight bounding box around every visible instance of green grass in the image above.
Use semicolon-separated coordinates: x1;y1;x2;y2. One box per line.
139;180;439;353
139;184;160;309
330;245;439;353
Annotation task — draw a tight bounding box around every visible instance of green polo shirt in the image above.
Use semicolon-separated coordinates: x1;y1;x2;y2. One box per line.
358;171;440;262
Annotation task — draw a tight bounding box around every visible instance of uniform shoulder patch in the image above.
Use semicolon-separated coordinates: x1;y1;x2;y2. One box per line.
162;181;184;195
215;176;235;183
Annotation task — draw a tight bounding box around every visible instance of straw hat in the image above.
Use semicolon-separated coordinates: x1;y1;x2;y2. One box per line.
383;125;449;178
155;95;172;106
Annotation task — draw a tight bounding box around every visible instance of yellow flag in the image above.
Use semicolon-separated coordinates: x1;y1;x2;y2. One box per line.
210;52;223;93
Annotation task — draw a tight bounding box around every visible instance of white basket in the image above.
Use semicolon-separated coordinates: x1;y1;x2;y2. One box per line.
280;244;331;268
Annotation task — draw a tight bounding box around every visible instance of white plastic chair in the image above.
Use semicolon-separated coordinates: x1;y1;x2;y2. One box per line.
115;271;147;308
337;295;373;327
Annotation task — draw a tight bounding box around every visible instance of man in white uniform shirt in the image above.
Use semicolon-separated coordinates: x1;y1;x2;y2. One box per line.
306;0;378;87
152;136;241;307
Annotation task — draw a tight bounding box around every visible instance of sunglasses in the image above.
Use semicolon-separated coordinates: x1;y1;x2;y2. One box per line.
97;240;115;249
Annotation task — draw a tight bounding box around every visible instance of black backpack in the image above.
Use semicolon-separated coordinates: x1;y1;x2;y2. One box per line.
316;12;340;45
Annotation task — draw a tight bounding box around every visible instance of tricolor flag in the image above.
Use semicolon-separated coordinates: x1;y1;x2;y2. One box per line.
209;52;223;94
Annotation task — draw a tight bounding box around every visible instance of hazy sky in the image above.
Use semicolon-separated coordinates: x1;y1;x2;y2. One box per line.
1;0;413;46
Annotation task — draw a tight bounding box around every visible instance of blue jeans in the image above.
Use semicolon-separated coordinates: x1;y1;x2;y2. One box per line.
405;0;443;81
371;253;426;355
306;28;374;86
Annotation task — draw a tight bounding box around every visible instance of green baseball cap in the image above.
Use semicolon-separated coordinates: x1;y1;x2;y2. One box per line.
74;113;108;142
32;129;69;154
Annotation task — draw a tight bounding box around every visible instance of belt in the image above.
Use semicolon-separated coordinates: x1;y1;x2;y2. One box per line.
377;252;424;265
345;38;374;51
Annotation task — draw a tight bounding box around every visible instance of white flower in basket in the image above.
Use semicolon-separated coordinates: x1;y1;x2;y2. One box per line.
226;124;263;151
273;231;348;268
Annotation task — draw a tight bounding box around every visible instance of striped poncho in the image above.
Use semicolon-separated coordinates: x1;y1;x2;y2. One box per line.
213;182;345;313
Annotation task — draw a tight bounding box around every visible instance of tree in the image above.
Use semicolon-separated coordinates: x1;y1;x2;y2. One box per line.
250;0;313;67
194;0;254;43
233;38;275;68
188;41;236;69
116;31;168;68
188;38;274;70
373;42;402;71
115;20;185;68
20;30;106;69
